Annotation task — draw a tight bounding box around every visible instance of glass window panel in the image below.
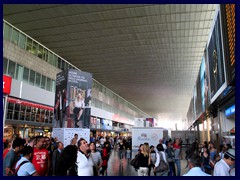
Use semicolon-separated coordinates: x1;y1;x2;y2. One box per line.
36;108;40;122
46;77;51;91
23;67;29;83
32;41;38;55
7;102;14;120
29;70;35;85
66;63;69;70
43;49;48;62
61;60;66;70
11;28;19;45
3;58;8;74
26;106;31;121
26;37;33;53
16;64;24;81
7;60;16;78
52;80;56;92
35;72;41;87
41;75;46;89
19;33;26;49
38;45;43;59
53;55;58;67
19;105;26;121
48;51;53;65
31;107;36;122
3;23;12;41
50;111;54;124
14;103;20;120
57;57;61;69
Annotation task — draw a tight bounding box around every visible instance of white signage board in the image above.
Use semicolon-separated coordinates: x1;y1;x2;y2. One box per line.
131;127;163;151
52;128;90;148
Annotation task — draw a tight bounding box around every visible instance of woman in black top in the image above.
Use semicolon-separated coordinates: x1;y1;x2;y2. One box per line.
137;143;150;176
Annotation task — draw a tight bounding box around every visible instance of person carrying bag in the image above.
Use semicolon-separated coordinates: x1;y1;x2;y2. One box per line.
154;144;169;176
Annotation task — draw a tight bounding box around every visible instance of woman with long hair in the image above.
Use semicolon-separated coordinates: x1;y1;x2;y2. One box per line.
137;142;150;176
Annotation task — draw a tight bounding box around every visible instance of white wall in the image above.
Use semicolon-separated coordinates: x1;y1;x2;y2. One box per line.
10;79;55;106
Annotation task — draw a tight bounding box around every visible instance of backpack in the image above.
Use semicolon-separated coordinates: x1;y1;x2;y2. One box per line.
13;160;29;176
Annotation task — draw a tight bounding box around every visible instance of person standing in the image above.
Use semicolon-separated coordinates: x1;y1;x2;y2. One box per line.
32;136;50;176
213;149;235;176
183;153;211;176
148;145;156;176
137;143;150;176
3;137;25;176
89;142;102;176
126;147;132;164
59;145;78;176
52;142;64;176
165;141;176;176
173;138;181;176
118;139;125;161
100;142;111;176
15;146;39;176
76;138;94;176
154;144;169;176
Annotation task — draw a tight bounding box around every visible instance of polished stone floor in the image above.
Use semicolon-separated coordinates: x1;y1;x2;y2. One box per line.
106;147;188;176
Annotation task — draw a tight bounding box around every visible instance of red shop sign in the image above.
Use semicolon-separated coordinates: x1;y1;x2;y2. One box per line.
7;97;54;111
3;75;12;94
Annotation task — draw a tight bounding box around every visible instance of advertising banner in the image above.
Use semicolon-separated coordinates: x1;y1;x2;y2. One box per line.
207;8;227;104
52;128;90;147
54;69;93;128
3;75;12;94
131;127;163;150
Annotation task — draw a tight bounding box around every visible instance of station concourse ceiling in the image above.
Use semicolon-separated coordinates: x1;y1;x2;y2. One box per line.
3;4;217;128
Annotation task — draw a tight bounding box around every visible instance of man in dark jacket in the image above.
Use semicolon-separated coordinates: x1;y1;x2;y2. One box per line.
52;142;64;176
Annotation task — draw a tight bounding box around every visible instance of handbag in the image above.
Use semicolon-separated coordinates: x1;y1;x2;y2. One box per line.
155;152;168;173
130;154;140;169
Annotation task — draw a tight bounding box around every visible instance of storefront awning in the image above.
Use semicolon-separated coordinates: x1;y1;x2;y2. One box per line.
7;97;54;111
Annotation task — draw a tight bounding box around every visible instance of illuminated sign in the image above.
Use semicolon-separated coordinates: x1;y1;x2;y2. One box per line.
225;4;235;68
225;104;235;117
3;75;12;94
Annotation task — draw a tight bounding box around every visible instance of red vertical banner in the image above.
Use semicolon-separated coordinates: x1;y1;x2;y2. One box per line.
3;75;12;94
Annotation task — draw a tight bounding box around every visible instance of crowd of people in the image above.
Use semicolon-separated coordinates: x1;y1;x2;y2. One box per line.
2;134;131;176
129;137;235;176
3;135;235;176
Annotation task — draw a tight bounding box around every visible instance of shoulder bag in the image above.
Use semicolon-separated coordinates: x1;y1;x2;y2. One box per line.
155;152;168;173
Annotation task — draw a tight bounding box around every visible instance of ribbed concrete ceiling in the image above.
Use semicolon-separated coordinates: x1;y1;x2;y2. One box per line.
3;4;217;128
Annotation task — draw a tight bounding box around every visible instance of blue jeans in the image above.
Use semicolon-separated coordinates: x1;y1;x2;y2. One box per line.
174;159;181;176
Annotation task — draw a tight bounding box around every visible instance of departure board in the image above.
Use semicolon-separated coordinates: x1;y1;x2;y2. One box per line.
225;4;235;80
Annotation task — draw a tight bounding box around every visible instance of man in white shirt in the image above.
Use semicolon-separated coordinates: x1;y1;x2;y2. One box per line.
183;153;211;176
213;148;235;176
16;146;39;176
76;138;94;176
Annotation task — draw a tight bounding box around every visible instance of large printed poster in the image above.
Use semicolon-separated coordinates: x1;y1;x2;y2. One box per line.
131;128;163;150
207;9;227;103
54;69;93;128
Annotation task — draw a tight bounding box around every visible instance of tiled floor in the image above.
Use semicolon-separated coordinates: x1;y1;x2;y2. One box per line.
106;147;189;176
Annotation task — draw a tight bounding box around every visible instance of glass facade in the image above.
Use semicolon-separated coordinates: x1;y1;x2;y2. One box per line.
3;58;56;93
